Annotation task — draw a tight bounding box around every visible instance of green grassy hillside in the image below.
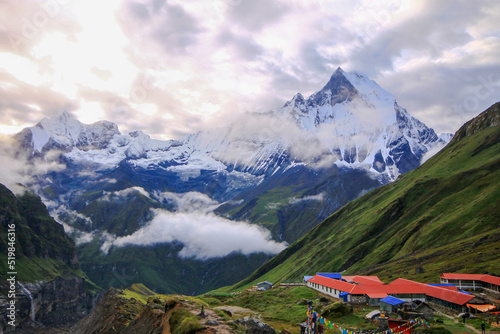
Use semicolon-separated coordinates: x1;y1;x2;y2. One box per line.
0;184;88;284
222;102;500;290
78;239;272;294
217;164;383;244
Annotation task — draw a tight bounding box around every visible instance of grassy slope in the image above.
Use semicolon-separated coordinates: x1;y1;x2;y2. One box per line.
0;185;91;284
220;103;500;291
78;239;272;294
220;166;383;244
106;284;484;334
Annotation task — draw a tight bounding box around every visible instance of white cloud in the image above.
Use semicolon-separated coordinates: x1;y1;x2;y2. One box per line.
208;105;389;170
58;221;95;246
289;193;325;205
154;191;220;214
49;203;93;227
101;209;287;259
113;186;150;198
0;0;499;141
99;186;152;202
0;134;65;194
98;190;287;259
420;140;447;164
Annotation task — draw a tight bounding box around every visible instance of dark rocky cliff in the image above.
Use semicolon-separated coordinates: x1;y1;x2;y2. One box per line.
0;184;101;332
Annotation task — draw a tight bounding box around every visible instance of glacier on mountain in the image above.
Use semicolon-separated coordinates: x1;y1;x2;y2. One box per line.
17;68;447;182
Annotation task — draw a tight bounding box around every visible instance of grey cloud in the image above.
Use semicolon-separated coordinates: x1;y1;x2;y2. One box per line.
216;29;264;61
76;86;175;139
349;0;495;75
299;42;330;74
226;0;290;31
0;71;78;126
154;191;220;214
152;5;203;54
378;63;500;133
0;0;81;56
119;0;204;55
126;1;151;21
0;135;66;195
254;12;352;103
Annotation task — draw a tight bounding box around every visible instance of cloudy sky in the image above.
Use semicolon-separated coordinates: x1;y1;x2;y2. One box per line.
0;0;499;140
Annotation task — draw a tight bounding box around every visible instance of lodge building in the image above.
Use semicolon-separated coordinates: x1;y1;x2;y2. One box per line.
440;273;500;293
305;273;494;312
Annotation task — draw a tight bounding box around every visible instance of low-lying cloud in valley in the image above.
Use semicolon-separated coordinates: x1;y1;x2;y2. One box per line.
99;186;152;202
289;193;325;205
208;104;385;170
91;188;287;259
154;191;221;214
101;209;288;259
0;135;65;194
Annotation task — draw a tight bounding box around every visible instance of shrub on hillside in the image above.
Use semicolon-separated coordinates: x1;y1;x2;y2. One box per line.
320;302;352;318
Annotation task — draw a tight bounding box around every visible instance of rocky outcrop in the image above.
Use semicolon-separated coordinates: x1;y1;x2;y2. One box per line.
71;288;279;334
236;317;276;334
451;101;500;143
69;288;135;334
34;275;96;325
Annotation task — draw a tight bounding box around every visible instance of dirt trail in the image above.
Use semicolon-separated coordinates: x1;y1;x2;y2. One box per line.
214;306;260;317
190;306;235;334
440;312;499;334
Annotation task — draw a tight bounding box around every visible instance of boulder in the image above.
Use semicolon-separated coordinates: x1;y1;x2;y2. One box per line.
237;316;276;334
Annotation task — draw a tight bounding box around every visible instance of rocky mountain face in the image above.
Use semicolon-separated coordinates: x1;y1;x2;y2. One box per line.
11;68;449;294
275;68;442;176
0;184;99;332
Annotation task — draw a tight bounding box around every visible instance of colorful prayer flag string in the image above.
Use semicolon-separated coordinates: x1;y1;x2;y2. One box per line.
304;308;428;334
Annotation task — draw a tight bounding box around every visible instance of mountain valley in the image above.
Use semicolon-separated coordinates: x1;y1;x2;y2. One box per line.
7;68;449;294
0;75;498;333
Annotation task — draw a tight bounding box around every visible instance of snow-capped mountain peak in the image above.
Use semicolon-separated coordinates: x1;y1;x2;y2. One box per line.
15;69;448;180
19;111;120;153
274;68;445;177
279;68;398;131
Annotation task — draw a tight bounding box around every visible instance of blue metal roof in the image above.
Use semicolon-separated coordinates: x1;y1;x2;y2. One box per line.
459;290;471;294
304;276;314;282
317;273;342;279
339;292;349;296
380;296;405;306
257;281;273;286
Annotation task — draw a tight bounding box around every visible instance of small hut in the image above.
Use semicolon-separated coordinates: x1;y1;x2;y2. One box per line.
380;296;405;313
257;281;273;291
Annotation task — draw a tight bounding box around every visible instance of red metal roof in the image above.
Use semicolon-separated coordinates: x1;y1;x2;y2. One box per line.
367;293;389;298
389;278;475;305
308;275;475;305
428;284;459;291
343;276;384;285
441;273;500;286
307;275;356;293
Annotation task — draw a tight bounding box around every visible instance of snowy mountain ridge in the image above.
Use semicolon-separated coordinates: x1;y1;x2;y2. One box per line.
272;68;446;178
17;68;448;180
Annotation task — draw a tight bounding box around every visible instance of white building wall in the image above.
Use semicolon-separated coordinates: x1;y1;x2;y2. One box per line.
306;281;342;299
